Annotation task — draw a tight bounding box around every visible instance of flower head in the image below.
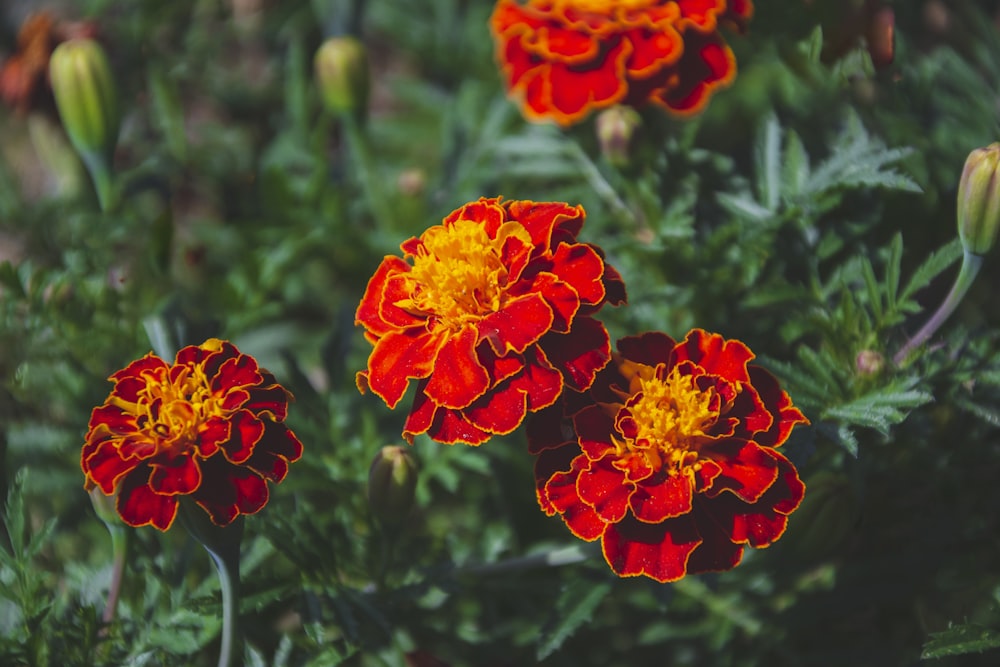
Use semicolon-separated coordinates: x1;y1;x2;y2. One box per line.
490;0;753;125
529;329;807;582
356;197;626;446
81;339;303;531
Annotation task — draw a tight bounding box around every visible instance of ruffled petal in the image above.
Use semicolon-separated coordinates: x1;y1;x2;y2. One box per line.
629;473;694;522
149;455;203;495
424;325;491;409
117;472;178;530
602;513;702;583
359;328;447;408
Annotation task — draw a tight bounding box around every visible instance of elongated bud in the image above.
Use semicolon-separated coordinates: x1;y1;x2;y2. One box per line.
596;106;641;167
957;143;1000;256
314;36;370;119
49;38;119;162
368;445;418;524
89;485;123;528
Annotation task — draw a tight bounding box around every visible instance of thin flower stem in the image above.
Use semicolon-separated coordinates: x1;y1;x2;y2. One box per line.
341;114;396;232
893;250;983;366
82;152;115;213
566;140;636;227
207;546;241;667
101;525;129;626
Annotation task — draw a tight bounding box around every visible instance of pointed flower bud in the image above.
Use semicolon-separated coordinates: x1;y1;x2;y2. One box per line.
596;106;641;167
49;38;119;162
368;445;418;524
314;36;370;119
957;142;1000;257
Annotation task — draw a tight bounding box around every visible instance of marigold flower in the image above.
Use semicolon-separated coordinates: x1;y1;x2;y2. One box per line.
81;339;303;531
528;329;807;582
356;197;626;446
490;0;754;125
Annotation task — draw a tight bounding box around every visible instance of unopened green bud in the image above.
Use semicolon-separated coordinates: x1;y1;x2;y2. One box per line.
314;36;370;119
368;445;417;524
957;142;1000;256
596;105;641;167
89;485;122;528
49;38;119;162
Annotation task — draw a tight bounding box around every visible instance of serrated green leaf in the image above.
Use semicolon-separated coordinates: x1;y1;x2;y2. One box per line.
837;423;860;457
955;398;1000;427
823;388;933;435
716;192;774;223
886;233;903;312
537;581;612;660
900;239;963;304
921;623;1000;659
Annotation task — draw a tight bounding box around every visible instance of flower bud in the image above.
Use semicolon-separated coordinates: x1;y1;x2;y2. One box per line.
89;485;123;528
855;349;884;376
314;36;370;119
368;445;418;524
596;105;641;167
957;143;1000;256
48;38;119;162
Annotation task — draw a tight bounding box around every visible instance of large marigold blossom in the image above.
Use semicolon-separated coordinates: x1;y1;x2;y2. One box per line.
528;329;807;582
356;197;626;446
490;0;754;125
81;339;304;531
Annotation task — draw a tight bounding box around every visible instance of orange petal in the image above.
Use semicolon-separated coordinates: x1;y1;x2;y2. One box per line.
423;326;490;410
365;329;447;409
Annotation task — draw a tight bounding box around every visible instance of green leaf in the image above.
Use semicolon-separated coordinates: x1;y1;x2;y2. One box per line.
823;387;933;435
922;623;1000;659
900;239;963;304
781;129;810;198
537;580;612;660
754;112;782;211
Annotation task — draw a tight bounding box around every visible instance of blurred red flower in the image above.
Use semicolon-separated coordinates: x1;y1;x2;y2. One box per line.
81;339;303;530
490;0;753;125
356;197;626;446
529;329;807;582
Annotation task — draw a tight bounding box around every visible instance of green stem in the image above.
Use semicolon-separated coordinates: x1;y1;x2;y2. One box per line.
82;151;115;213
102;525;129;627
893;250;983;366
341;113;396;232
207;545;241;667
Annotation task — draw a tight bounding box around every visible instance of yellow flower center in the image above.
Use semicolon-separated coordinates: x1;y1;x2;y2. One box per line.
400;218;532;332
614;363;719;476
131;363;226;456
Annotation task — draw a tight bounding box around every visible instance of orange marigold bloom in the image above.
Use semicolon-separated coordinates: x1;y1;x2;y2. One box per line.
81;339;303;531
529;329;807;582
356;197;626;446
490;0;754;125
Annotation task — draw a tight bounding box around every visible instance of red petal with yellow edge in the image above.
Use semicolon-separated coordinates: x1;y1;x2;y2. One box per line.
749;365;809;448
193;458;269;526
624;27;684;77
479;291;554;355
718;379;773;440
549;242;606;306
573;403;617;461
464;377;528;435
653;36;735;115
506;200;584;251
117;436;157;461
149;455;203;495
114;375;149;403
220;388;251;411
676;0;729;30
597;257;627;307
220;410;265;464
424;326;490;409
117;473;178;530
196;415;230;457
685;503;745;574
83;440;142;493
576;456;633;523
442;197;506;235
518;347;564;410
630;473;694;522
246;424;300;482
671;328;753;384
702;439;780;503
545;467;606;540
212;354;261;395
602;513;702;582
89;403;136;433
365;328;447;408
529;22;602;63
355;256;416;334
513;272;577;334
540;315;610;391
533;440;578;495
110;353;167;383
546;43;630;122
764;448;806;515
425;407;492;446
244;384;289;420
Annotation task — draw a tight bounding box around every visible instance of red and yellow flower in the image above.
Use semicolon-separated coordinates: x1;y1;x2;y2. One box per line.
356;197;626;446
490;0;754;125
529;329;807;582
81;339;303;531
